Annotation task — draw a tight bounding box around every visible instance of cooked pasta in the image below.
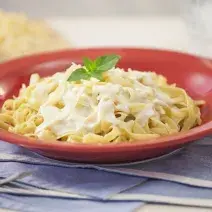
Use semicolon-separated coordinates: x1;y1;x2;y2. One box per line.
0;10;69;62
0;63;204;143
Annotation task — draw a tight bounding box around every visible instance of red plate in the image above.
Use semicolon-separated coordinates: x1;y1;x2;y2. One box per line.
0;48;212;164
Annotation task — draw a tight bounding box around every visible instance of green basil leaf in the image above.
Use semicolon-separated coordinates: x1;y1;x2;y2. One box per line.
67;68;91;82
83;57;95;72
90;71;103;81
67;54;121;82
95;54;121;71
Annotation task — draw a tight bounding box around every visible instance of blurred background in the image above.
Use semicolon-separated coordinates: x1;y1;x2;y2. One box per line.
0;0;211;58
1;0;182;17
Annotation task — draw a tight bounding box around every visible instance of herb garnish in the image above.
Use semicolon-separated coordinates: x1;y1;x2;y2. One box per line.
67;54;121;82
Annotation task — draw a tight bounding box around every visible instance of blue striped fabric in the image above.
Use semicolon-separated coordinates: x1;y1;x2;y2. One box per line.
0;160;145;199
0;136;212;210
0;194;144;212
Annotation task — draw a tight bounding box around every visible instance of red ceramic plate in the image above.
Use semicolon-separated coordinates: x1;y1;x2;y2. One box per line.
0;48;212;164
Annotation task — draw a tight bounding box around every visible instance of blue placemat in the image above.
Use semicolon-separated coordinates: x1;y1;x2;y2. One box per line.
0;136;212;211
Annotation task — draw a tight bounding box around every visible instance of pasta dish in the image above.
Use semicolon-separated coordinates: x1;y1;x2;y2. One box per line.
0;54;203;144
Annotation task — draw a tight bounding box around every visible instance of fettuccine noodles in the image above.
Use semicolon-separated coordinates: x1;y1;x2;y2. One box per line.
0;64;204;143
